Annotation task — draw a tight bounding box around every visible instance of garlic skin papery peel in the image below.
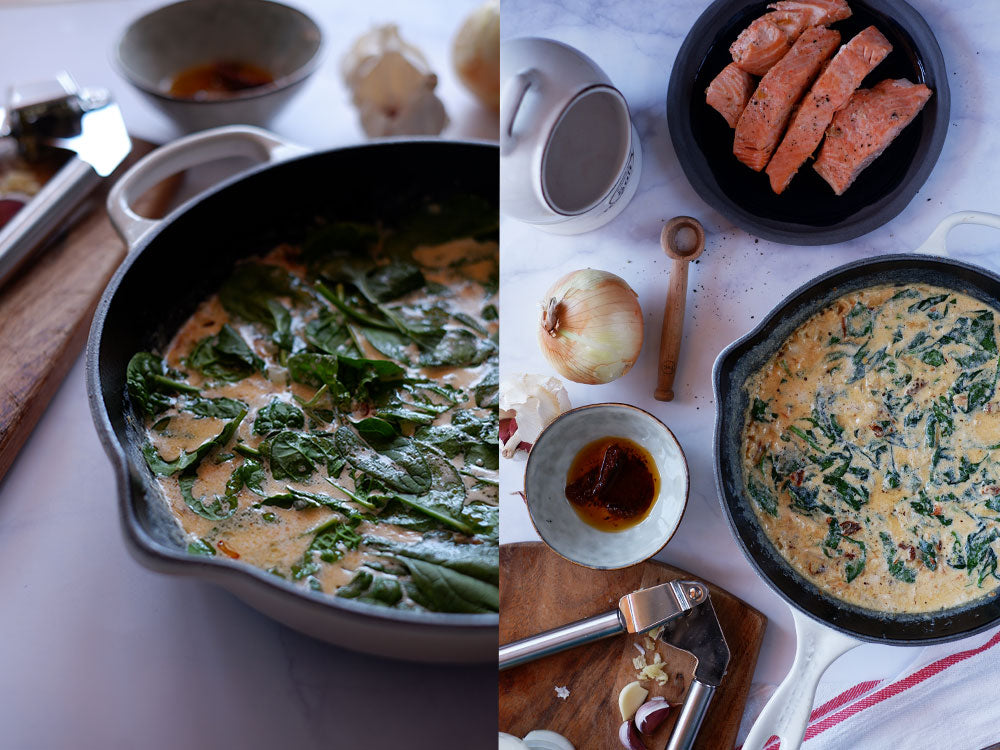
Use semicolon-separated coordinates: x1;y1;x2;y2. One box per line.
341;24;448;137
452;0;500;111
499;373;571;458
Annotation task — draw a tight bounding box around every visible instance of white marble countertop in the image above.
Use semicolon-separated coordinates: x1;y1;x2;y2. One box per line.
500;0;1000;741
0;1;497;748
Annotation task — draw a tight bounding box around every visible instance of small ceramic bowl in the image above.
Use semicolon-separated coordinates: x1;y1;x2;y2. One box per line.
115;0;322;132
523;403;689;569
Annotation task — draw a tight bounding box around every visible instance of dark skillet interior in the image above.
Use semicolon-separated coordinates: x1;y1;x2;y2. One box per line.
667;0;949;245
92;140;498;616
715;255;1000;644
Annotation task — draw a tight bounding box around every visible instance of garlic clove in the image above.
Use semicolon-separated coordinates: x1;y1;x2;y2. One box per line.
341;24;449;137
618;680;649;722
498;373;571;449
618;720;648;750
634;698;671;734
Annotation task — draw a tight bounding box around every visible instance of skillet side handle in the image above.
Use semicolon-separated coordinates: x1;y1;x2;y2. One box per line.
741;608;861;750
914;211;1000;256
106;125;309;251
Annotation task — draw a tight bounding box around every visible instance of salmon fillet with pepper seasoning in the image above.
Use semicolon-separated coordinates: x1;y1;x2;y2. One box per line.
813;78;932;195
766;26;892;194
706;63;757;128
730;0;851;75
734;26;841;172
767;0;852;40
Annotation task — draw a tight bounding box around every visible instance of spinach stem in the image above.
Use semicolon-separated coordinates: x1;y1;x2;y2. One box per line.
314;280;396;331
152;374;199;394
323;477;377;509
393;493;475;535
233;444;261;458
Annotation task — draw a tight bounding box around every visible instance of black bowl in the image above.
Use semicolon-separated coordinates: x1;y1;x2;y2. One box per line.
667;0;949;245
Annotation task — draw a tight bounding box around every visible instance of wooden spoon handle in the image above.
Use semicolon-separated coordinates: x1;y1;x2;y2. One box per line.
654;259;689;401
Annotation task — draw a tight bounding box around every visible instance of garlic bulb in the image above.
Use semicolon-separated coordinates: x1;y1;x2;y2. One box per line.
538;270;643;385
499;373;571;457
341;24;448;137
452;0;500;112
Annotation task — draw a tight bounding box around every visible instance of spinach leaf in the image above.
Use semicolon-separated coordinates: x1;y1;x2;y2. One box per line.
305;311;353;356
845;546;867;583
909;490;953;526
965;525;1000;586
822;475;869;511
751;397;777;423
473;361;499;408
880;531;917;583
265;430;329;481
361;326;412;362
305;516;362;564
225;456;265;497
401;557;499;613
787;484;832;515
184;396;248;419
367;536;499;585
178;471;239;520
187;538;215;556
142;410;246;476
352;416;398;444
384;194;498;255
126;352;199;417
747;476;778;516
218;262;303;326
921;349;946;367
360;261;426;302
334;428;431;494
187;324;264;382
418;329;495;367
336;355;406;399
253;400;305;435
844;302;874;337
336;569;374;599
908;293;949;314
918;538;938;571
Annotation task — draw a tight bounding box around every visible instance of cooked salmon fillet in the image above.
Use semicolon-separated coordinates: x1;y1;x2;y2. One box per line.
731;17;791;76
766;26;892;193
813;78;932;194
767;0;852;40
706;63;757;128
734;26;841;172
730;0;851;75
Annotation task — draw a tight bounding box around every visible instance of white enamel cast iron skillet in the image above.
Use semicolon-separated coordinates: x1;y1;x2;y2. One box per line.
714;211;1000;750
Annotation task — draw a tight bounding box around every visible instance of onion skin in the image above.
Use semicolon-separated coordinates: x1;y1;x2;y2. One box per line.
537;269;643;385
635;698;671;734
618;720;648;750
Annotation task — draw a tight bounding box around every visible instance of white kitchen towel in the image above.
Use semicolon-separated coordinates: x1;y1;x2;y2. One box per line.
738;625;1000;750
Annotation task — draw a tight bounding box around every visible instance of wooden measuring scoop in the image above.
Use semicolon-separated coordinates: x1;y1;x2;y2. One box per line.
654;216;705;401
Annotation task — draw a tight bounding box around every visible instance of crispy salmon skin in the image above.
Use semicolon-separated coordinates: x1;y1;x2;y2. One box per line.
707;63;757;128
813;78;932;194
734;26;841;172
730;0;851;75
766;25;892;193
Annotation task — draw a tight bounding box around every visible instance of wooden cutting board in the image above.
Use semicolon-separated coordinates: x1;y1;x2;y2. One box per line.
500;542;767;750
0;138;179;482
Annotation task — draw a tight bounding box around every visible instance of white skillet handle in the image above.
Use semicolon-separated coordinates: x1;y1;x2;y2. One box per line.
742;608;862;750
913;210;1000;256
106;125;309;251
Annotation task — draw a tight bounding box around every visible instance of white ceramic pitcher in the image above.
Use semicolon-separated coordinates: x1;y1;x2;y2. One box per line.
500;37;641;234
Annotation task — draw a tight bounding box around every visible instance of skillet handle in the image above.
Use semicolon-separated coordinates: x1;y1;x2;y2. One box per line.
914;210;1000;256
741;608;861;750
106;125;308;250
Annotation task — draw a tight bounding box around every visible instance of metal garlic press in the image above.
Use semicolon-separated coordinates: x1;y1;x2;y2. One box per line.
0;71;131;285
499;579;730;750
498;579;709;670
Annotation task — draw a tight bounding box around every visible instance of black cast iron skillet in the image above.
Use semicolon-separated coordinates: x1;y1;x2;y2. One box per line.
86;126;498;663
713;212;1000;749
668;0;949;245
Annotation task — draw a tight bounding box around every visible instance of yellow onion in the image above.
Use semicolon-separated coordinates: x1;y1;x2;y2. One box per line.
538;269;643;384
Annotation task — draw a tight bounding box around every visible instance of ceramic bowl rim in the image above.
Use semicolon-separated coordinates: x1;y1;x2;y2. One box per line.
114;0;323;105
523;402;690;570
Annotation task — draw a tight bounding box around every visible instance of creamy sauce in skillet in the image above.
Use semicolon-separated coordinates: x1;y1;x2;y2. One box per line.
743;284;1000;613
128;215;499;613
